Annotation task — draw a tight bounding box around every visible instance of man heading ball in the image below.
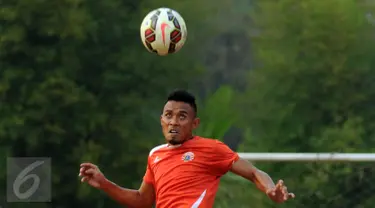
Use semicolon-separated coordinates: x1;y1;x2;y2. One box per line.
79;90;295;208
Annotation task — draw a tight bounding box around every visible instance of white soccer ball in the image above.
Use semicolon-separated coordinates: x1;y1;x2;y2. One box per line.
140;8;187;56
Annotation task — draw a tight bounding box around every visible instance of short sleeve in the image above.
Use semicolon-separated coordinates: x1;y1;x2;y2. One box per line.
143;159;154;184
210;140;240;176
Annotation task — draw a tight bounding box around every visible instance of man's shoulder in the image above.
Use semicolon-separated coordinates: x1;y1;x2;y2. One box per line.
148;144;168;157
195;136;222;143
193;136;224;146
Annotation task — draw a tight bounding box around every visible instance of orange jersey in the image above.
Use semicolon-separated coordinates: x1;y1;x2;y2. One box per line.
143;136;239;208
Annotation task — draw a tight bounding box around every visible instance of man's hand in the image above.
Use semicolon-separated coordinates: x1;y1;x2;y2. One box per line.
266;180;295;203
231;158;295;204
79;163;106;189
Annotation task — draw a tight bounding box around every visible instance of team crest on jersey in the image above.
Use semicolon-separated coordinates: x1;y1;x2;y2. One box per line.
181;152;195;162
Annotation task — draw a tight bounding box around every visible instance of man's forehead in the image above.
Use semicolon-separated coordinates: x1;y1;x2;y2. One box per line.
163;101;192;112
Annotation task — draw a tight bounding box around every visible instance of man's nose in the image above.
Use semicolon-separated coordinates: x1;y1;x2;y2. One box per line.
169;117;179;125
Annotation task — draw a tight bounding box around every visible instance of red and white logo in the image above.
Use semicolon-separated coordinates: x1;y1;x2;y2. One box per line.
160;22;169;45
181;152;195;162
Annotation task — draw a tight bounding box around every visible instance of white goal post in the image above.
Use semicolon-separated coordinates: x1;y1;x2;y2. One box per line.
237;153;375;162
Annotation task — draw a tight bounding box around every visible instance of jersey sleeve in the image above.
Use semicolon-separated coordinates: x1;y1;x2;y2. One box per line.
210;140;240;176
143;158;154;184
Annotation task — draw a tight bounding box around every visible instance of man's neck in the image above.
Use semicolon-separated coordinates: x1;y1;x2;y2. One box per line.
167;135;195;147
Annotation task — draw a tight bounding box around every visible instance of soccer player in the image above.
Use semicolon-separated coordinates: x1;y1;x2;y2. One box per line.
79;90;295;208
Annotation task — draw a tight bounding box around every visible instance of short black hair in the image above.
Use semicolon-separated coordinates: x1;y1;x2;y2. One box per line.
167;89;197;114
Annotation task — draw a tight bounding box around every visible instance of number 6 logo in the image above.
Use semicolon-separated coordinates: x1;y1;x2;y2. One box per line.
13;160;44;199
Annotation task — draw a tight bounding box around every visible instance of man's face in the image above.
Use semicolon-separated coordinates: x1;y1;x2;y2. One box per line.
161;101;200;145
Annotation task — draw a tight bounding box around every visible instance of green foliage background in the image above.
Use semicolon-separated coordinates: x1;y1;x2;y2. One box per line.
1;0;375;207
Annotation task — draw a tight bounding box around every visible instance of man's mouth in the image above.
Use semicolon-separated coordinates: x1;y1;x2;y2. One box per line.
169;129;179;134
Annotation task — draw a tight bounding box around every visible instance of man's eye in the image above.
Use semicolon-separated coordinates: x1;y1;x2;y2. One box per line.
180;115;186;119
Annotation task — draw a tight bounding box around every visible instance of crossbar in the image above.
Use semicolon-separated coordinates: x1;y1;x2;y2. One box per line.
237;153;375;162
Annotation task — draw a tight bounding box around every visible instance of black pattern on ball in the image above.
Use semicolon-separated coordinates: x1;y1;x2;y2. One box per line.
167;9;181;29
167;10;174;21
150;10;161;30
144;10;162;53
146;42;158;54
170;29;182;44
168;43;176;54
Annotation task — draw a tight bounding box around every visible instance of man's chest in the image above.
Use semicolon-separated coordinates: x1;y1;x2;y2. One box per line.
150;149;212;181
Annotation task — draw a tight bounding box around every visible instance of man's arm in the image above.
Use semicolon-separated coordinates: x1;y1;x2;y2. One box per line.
230;158;276;192
208;140;294;202
101;180;155;208
230;158;295;203
79;163;155;208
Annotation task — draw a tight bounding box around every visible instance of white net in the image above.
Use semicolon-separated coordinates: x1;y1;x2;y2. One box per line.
214;155;375;208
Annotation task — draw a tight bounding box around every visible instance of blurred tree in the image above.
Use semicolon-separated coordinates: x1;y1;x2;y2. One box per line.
195;85;238;139
192;0;255;97
232;0;375;207
0;0;224;207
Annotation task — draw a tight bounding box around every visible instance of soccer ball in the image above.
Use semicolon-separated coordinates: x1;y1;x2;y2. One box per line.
140;8;187;56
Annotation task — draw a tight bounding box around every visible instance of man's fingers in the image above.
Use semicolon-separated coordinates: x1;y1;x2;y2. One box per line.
269;180;295;201
79;167;91;175
275;179;283;189
79;167;87;174
80;163;97;169
266;188;276;196
284;192;288;199
282;186;287;195
78;167;99;178
81;177;89;183
85;168;97;175
79;168;85;177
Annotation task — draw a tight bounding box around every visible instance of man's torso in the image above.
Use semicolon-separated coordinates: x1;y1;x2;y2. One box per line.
144;136;239;208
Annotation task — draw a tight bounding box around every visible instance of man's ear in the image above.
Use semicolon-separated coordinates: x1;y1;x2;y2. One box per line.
192;117;200;129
